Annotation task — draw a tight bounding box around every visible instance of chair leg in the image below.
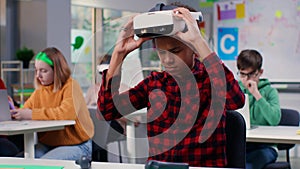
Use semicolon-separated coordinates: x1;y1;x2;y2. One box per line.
117;140;122;163
286;150;290;163
285;150;292;169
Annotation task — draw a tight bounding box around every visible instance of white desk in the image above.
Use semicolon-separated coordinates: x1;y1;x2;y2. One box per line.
0;157;233;169
0;120;75;159
246;125;300;144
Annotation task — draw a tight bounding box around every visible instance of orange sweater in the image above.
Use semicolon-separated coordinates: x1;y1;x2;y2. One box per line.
24;78;94;146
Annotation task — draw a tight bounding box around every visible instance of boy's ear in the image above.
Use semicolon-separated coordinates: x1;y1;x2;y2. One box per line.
259;69;264;75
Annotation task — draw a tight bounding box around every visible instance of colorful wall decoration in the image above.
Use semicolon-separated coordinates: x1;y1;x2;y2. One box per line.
214;0;300;80
217;0;245;20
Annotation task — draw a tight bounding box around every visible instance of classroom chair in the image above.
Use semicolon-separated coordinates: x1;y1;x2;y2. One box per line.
89;108;125;162
263;108;300;169
226;110;246;168
89;108;110;162
106;120;126;163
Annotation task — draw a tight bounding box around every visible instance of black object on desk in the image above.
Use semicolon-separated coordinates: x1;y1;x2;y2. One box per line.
75;155;91;169
145;160;189;169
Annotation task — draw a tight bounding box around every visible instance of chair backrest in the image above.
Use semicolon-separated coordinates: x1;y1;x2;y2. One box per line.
277;108;300;151
279;108;299;126
226;110;246;168
89;107;111;148
263;108;300;169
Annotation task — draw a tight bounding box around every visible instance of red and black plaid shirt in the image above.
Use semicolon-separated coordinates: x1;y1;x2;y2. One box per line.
98;53;244;167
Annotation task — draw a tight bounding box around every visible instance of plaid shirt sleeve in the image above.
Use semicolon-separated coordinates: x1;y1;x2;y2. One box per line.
97;69;149;121
203;53;245;110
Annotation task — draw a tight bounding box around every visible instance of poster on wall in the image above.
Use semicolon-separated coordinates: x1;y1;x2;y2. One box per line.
216;0;245;20
71;29;92;63
217;27;238;60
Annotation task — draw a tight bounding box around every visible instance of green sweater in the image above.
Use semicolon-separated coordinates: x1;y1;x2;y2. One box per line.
239;79;281;126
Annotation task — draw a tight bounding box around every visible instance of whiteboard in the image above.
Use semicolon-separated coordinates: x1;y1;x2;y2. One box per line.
213;0;300;81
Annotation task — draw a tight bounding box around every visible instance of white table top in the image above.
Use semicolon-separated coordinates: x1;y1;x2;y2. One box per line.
0;120;76;135
0;157;234;169
246;125;300;144
0;120;76;159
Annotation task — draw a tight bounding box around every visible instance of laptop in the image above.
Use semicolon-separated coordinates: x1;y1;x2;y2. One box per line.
0;89;13;122
236;94;252;130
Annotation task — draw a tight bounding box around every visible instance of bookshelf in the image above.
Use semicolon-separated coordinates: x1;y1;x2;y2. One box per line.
1;60;35;105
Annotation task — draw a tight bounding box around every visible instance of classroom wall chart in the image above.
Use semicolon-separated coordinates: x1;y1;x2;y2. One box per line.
213;0;300;81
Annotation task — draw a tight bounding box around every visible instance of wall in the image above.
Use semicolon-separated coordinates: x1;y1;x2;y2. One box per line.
19;0;47;54
213;0;300;81
19;0;71;64
72;0;167;12
46;0;71;64
0;0;5;60
5;0;19;62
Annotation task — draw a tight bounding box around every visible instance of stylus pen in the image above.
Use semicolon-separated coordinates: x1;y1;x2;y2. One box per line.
8;101;15;110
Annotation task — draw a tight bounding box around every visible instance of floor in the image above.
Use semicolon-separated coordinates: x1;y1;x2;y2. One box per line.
277;156;300;169
290;157;300;169
277;145;300;168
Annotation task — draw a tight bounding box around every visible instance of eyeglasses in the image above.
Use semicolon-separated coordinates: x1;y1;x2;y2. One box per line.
237;70;259;79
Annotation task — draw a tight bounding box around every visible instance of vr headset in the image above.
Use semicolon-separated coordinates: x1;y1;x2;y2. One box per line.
133;3;203;38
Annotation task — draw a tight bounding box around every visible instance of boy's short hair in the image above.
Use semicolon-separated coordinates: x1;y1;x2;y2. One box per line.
237;49;263;71
148;2;196;12
169;2;197;12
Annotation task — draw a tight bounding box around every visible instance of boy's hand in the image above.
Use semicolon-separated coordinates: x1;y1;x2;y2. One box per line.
173;7;212;60
114;16;150;58
246;80;262;100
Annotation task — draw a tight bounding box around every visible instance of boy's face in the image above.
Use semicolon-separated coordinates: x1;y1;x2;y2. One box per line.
238;67;263;86
154;36;194;77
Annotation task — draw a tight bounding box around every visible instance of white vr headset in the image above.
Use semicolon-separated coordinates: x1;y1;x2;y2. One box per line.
133;10;203;38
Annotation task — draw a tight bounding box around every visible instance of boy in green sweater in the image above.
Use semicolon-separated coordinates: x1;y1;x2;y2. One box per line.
236;49;281;169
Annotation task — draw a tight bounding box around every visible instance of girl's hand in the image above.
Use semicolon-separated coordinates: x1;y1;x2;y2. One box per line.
11;108;32;120
8;96;15;109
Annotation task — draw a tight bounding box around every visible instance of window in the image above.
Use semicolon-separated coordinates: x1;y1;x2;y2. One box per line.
71;4;161;94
